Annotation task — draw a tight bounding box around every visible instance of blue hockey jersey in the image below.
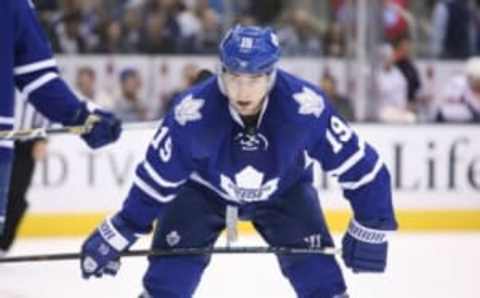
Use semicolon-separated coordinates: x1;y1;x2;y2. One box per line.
6;0;85;125
0;0;16;147
121;70;397;232
0;0;89;227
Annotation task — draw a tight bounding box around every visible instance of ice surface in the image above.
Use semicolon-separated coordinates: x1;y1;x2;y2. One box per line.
0;233;479;298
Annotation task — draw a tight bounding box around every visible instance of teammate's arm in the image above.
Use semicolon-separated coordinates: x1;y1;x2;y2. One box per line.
12;0;120;148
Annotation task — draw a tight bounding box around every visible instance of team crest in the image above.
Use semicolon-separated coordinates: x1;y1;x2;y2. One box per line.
220;166;279;203
234;132;269;151
293;86;325;118
174;94;205;126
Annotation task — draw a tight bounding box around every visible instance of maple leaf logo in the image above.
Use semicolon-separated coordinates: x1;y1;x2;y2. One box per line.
220;166;279;203
174;94;205;126
293;87;325;118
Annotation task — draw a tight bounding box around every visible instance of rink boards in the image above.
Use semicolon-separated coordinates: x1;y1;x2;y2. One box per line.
18;124;480;237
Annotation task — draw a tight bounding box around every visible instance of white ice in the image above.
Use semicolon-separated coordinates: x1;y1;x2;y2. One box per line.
0;233;479;298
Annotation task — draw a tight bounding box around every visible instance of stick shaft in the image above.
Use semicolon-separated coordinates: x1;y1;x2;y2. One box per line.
0;246;340;264
0;121;160;141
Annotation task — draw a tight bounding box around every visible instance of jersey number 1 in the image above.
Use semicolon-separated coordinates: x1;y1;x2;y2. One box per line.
326;116;353;154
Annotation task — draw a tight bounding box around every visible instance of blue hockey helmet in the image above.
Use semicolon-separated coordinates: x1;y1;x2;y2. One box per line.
219;25;281;75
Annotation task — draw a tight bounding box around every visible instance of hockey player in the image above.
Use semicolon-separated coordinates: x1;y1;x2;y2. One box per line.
81;26;397;298
0;0;121;235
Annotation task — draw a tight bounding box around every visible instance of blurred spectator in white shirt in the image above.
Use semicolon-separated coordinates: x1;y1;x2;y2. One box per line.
376;44;416;123
193;8;222;54
434;57;480;122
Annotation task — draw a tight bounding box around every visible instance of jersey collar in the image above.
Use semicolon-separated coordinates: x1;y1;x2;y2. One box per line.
227;96;270;128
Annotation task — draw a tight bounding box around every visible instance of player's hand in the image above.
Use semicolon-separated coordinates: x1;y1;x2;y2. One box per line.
73;102;122;149
341;218;390;273
80;214;137;279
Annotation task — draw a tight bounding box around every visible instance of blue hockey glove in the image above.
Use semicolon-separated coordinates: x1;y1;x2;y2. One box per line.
341;218;390;273
71;102;121;149
80;214;138;279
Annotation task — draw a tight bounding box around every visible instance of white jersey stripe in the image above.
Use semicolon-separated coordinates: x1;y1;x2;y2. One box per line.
328;139;366;177
22;72;59;98
0;140;14;149
14;58;57;76
142;161;186;188
339;158;384;190
98;218;131;251
0;117;15;125
133;175;176;203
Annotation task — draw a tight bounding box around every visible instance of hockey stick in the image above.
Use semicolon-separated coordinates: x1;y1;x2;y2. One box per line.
0;119;159;141
0;246;341;264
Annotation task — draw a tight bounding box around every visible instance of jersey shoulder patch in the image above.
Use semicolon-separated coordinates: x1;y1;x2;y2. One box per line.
174;93;205;126
275;70;327;120
292;86;326;118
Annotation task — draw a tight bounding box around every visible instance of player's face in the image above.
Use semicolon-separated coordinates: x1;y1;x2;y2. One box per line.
222;71;270;116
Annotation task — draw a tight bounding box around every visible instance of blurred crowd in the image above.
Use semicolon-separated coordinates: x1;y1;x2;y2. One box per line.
33;0;480;124
32;0;480;58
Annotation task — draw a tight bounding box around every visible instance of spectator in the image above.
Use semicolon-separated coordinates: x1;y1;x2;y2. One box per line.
95;19;130;53
247;0;284;25
166;63;201;104
139;12;176;53
431;0;473;59
277;8;323;56
375;44;416;123
320;73;355;121
53;11;88;54
74;66;115;110
434;57;480;122
323;22;346;57
415;65;437;122
119;2;144;53
194;8;222;53
383;0;411;41
393;35;421;107
176;3;202;53
114;68;148;122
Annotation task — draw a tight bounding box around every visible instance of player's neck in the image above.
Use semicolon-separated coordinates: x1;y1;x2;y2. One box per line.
241;113;260;135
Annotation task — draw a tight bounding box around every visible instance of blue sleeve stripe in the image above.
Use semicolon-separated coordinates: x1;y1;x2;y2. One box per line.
328;138;366;177
22;72;59;97
142;161;186;188
14;58;57;76
0;117;15;125
133;175;176;203
0;141;14;149
339;158;384;190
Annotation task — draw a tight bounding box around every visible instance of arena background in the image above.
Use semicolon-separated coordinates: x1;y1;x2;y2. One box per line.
2;1;480;297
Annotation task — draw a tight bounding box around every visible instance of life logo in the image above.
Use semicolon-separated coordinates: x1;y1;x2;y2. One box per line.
220;166;279;203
